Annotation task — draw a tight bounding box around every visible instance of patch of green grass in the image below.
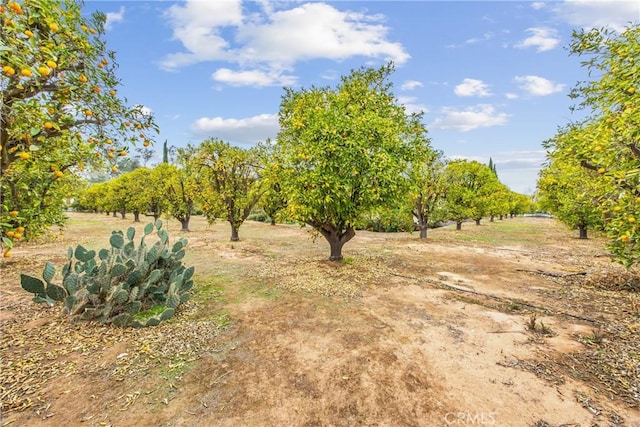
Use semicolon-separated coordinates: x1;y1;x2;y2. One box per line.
452;233;498;244
134;305;166;321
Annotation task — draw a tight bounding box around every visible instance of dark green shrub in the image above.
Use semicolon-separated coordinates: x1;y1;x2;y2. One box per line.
20;219;194;327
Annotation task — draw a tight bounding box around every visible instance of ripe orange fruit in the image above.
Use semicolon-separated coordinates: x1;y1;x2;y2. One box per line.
6;231;15;238
2;66;15;76
54;170;64;178
628;87;636;94
81;25;87;32
109;90;116;96
20;68;32;77
9;210;18;217
24;30;33;37
18;152;30;160
3;251;11;258
46;60;57;69
106;139;112;144
13;233;22;240
124;122;131;127
92;86;101;93
614;206;622;212
108;147;116;152
621;235;630;243
78;74;88;83
49;23;59;32
7;2;22;14
111;166;118;173
598;168;606;174
85;109;93;116
143;140;150;147
629;216;636;223
44;122;53;129
107;153;114;159
101;58;108;65
119;151;127;156
16;226;25;233
90;28;96;34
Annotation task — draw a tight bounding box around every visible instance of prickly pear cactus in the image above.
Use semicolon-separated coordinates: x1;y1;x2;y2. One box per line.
20;219;194;327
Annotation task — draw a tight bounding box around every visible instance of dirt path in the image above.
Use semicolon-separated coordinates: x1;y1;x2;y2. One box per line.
1;214;639;426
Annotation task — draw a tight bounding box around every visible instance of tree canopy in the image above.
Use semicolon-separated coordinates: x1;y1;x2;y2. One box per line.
1;0;157;255
273;63;433;260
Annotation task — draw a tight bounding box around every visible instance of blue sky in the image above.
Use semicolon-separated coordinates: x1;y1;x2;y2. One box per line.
86;1;639;194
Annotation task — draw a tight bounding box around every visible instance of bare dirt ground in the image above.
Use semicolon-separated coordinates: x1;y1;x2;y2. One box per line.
1;213;639;426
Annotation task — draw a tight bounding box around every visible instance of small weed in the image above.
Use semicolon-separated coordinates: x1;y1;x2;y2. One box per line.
526;314;556;336
526;314;538;332
506;301;523;312
581;328;605;346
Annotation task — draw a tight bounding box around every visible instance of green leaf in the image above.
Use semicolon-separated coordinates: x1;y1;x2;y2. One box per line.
110;263;127;277
155;219;163;230
126;226;135;241
167;294;180;309
110;233;124;249
74;245;88;260
21;274;45;295
183;266;195;282
42;262;56;283
98;248;109;260
46;284;66;302
143;223;154;235
160;308;175;321
111;313;132;327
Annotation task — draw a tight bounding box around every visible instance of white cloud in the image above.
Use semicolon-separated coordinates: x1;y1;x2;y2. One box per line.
161;1;244;69
514;75;565;96
454;78;492;97
515;27;561;52
401;80;423;91
553;0;639;32
212;68;297;87
105;6;125;31
397;96;428;115
505;92;519;100
531;2;545;10
161;1;409;83
191;113;279;145
430;104;509;132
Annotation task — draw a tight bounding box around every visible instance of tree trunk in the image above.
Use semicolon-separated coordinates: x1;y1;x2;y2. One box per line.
112;212;117;217
419;224;428;239
475;218;481;226
490;216;494;222
180;217;190;232
230;223;240;241
271;219;276;226
133;211;140;222
119;208;126;219
499;215;503;220
316;224;356;261
456;221;462;231
578;225;588;239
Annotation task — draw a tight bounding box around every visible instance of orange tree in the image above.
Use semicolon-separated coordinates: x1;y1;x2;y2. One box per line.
157;147;199;231
408;149;447;238
541;24;639;265
194;139;265;241
442;160;500;230
273;63;432;260
0;0;157;255
537;148;608;239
